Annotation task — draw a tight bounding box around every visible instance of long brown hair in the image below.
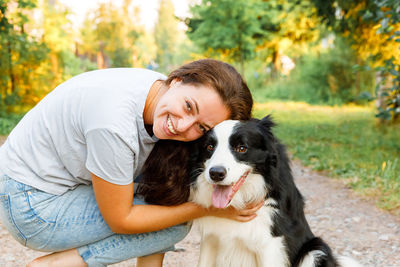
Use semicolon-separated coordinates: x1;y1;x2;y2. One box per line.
136;140;193;205
136;59;253;205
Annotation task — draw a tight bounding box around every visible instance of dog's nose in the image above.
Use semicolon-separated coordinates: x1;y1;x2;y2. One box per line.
209;166;227;182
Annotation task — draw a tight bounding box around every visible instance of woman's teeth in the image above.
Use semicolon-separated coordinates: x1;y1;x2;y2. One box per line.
167;116;177;134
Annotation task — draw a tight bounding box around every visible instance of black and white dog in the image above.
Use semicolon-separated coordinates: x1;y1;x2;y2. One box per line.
189;116;361;267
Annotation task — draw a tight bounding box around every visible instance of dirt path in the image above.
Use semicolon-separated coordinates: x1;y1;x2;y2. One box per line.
0;136;399;266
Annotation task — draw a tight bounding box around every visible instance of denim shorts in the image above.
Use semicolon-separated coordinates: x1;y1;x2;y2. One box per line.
0;174;190;266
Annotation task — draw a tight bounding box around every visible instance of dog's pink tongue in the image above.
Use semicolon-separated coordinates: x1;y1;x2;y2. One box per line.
212;185;233;208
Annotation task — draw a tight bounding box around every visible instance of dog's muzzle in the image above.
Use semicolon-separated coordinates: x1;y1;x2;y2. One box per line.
209;166;227;182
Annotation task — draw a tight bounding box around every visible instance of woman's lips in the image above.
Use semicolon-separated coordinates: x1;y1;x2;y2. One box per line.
163;115;177;136
167;115;177;134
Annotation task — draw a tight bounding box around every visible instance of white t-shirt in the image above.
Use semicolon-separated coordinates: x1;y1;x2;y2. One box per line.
0;68;166;195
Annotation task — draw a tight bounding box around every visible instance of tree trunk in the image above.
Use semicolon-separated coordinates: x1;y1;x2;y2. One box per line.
7;40;15;93
271;48;281;80
240;55;245;76
375;71;394;124
355;57;361;96
97;41;107;69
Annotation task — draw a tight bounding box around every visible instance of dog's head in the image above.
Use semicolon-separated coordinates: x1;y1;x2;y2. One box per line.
190;115;279;209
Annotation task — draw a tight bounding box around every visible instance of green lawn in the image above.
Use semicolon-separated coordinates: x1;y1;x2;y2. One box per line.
253;101;400;212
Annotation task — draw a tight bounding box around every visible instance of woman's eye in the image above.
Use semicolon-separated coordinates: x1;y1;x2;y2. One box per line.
206;144;214;151
235;145;247;153
185;101;192;111
199;124;207;134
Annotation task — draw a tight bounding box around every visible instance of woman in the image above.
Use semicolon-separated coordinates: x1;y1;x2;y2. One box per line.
0;59;261;266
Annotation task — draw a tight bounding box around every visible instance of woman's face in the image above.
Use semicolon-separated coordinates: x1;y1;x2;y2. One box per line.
152;80;230;142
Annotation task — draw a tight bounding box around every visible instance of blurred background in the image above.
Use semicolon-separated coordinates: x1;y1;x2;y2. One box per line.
0;0;399;212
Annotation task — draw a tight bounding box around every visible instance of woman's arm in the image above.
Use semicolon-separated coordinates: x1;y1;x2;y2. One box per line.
91;173;262;234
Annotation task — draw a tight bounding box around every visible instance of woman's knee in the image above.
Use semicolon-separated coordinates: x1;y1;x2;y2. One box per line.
170;222;192;244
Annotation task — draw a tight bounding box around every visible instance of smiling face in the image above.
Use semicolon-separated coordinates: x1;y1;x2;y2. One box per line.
152;80;231;142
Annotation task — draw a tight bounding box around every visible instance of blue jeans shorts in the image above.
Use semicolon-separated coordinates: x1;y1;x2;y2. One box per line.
0;174;190;266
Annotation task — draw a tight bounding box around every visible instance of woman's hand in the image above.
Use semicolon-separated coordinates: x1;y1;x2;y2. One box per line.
205;200;264;222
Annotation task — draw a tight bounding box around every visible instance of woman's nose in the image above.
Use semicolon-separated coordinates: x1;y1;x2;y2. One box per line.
177;116;196;132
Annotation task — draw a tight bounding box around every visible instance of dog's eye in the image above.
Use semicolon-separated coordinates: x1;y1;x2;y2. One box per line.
235;145;247;153
206;144;214;151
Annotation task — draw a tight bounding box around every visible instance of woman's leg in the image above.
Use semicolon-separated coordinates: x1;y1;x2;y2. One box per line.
29;250;166;267
0;175;190;266
27;248;87;267
75;222;188;266
136;253;165;267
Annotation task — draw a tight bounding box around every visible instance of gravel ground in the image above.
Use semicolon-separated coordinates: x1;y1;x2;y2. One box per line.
0;135;399;266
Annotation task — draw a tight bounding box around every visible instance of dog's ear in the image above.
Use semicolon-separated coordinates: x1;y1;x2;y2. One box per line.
266;151;278;168
256;115;276;143
258;115;275;131
257;115;278;168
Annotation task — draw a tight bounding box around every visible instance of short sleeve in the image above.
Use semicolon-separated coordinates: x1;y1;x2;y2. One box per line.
85;128;135;185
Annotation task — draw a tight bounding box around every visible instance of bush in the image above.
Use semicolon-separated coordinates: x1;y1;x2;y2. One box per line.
0;113;23;135
253;38;375;105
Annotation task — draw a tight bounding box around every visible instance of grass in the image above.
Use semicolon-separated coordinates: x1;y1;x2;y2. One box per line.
253;101;400;212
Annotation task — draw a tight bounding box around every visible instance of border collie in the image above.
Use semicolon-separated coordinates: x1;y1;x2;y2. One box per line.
189;116;361;267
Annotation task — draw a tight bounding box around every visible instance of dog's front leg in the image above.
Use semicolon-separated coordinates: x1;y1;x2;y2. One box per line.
197;234;219;267
257;236;289;267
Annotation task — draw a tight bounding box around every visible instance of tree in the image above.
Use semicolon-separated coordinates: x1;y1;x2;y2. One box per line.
94;2;133;67
39;0;77;87
187;0;273;74
154;0;180;73
311;0;400;122
258;0;322;77
0;0;49;113
78;0;152;69
187;0;321;75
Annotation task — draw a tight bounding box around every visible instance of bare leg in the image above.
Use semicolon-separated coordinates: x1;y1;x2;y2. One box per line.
136;253;165;267
27;249;87;267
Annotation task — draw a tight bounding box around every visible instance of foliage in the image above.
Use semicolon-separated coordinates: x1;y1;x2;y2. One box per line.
0;0;100;113
187;0;322;75
58;50;97;78
80;2;130;67
0;112;23;135
0;0;49;113
375;59;400;121
187;0;275;73
79;0;154;68
260;0;322;77
311;0;400;122
32;1;98;99
253;101;400;211
253;38;375;105
39;1;91;85
154;0;180;73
